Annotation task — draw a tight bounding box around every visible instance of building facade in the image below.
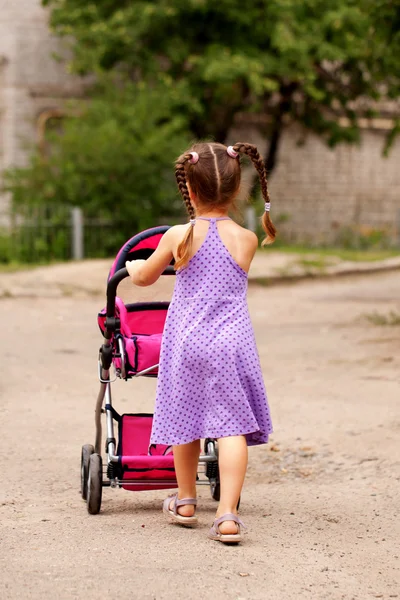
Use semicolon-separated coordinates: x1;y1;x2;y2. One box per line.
270;124;400;246
0;0;85;213
1;0;399;244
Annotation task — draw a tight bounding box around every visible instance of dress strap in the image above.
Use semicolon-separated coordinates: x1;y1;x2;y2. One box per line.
196;217;231;222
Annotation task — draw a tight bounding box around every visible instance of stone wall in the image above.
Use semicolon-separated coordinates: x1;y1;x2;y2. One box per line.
269;124;400;246
0;0;85;213
0;0;399;244
230;120;400;246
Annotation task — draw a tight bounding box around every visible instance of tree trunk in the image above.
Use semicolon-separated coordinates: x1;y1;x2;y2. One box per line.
250;83;297;197
247;117;283;201
265;120;283;174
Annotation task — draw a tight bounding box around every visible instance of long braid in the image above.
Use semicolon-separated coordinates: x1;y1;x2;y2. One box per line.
175;153;196;269
233;142;276;245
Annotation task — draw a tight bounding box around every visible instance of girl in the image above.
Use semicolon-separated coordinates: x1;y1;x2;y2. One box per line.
126;142;274;544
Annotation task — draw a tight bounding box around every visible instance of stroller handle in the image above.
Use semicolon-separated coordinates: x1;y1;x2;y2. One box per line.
106;265;175;318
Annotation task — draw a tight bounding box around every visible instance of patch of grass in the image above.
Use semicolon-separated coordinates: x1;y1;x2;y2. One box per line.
327;249;399;262
296;257;330;270
0;262;38;273
263;245;400;262
0;260;65;273
365;311;400;326
248;277;272;287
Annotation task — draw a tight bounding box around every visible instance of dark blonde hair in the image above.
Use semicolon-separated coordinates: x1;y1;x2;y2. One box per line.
174;142;276;269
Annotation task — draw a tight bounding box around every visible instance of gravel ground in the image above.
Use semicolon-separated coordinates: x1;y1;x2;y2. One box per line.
1;264;399;600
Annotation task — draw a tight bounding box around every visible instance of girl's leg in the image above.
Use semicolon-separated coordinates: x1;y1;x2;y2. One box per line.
216;435;248;534
171;439;201;516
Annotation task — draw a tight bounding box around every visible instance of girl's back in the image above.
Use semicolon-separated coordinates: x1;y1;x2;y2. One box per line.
171;216;254;303
169;217;258;275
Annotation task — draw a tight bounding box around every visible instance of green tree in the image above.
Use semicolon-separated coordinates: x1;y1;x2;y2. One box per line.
44;0;400;170
4;81;190;249
4;0;400;261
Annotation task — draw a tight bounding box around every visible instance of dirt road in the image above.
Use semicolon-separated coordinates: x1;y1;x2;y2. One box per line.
1;265;399;600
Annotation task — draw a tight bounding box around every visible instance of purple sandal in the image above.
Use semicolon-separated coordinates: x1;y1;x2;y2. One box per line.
162;494;198;527
208;513;246;544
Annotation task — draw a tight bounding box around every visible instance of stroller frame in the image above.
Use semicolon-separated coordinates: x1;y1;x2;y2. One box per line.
81;228;221;515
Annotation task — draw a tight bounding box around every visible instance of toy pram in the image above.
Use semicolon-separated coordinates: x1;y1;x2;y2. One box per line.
81;226;220;514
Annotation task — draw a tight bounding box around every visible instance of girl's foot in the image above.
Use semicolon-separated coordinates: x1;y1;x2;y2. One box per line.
208;513;246;544
217;518;240;535
215;508;241;535
168;497;195;517
163;494;198;526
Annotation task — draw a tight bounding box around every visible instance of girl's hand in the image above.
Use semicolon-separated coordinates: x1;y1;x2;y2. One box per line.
125;259;146;282
124;228;175;286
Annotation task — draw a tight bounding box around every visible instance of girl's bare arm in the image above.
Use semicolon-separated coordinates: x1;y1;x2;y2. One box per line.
126;228;176;286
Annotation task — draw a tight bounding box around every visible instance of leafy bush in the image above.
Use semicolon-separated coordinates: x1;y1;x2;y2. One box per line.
3;79;190;250
335;225;393;250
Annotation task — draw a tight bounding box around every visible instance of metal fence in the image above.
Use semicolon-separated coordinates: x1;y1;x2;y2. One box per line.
0;204;122;264
2;203;399;265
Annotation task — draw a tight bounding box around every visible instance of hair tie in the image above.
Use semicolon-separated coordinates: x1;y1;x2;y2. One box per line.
227;146;239;158
189;219;196;227
189;152;199;164
264;202;271;213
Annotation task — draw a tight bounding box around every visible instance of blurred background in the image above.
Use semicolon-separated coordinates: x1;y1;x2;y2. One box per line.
1;5;400;595
0;0;399;264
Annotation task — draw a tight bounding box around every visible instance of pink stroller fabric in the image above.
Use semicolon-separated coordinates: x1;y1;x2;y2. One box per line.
98;226;172;378
98;298;167;376
100;225;177;492
118;415;177;491
108;227;168;280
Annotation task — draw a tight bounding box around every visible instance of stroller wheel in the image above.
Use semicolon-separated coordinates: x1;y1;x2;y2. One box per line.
81;444;94;500
87;454;103;515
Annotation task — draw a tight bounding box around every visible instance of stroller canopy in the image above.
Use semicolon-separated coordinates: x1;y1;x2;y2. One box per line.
108;225;171;280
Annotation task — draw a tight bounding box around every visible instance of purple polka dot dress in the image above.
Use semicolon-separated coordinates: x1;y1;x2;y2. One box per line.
150;217;273;447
